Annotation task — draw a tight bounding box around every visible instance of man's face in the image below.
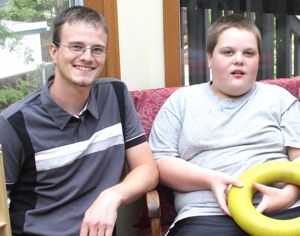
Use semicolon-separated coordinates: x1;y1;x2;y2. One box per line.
49;21;108;88
208;27;259;99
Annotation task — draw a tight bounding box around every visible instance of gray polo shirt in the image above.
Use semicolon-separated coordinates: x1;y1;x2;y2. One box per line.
0;76;146;236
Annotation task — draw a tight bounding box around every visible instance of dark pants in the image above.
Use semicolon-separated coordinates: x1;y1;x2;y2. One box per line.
168;206;300;236
13;226;117;236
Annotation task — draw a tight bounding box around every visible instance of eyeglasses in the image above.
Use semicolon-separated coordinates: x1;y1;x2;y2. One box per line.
55;42;107;57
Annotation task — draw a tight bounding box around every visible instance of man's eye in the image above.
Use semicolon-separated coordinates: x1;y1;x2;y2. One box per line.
92;47;106;55
71;45;83;51
244;51;255;57
223;50;232;56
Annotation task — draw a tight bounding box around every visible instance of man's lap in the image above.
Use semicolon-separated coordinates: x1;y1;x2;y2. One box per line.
168;206;300;236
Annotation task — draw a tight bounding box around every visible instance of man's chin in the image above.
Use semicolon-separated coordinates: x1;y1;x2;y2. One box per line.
72;78;95;88
75;74;98;83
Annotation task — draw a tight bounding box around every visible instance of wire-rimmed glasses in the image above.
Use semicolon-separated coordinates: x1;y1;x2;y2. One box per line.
55;42;107;57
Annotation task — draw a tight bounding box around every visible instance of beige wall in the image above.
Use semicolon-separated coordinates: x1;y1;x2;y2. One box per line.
116;2;164;234
117;0;165;90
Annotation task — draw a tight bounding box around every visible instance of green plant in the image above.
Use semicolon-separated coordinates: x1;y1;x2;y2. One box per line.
0;61;54;111
0;78;39;111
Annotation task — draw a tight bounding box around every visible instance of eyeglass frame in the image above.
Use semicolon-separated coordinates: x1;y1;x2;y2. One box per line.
54;42;107;57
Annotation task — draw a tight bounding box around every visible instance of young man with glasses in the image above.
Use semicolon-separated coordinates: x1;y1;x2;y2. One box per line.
0;6;158;236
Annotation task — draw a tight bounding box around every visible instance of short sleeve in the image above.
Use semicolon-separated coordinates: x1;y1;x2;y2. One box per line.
281;100;300;148
122;83;147;149
0;115;25;189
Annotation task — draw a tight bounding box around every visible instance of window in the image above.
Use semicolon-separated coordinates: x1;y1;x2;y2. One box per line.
0;0;83;111
164;0;300;86
0;0;120;111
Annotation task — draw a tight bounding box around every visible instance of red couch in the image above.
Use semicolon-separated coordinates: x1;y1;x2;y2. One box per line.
130;77;300;236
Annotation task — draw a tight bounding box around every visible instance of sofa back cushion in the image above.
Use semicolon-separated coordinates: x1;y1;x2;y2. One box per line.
260;77;300;98
130;87;180;139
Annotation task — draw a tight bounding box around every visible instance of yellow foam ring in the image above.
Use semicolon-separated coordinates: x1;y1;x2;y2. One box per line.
228;161;300;236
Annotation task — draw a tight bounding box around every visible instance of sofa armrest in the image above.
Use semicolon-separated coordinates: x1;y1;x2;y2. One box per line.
146;190;161;236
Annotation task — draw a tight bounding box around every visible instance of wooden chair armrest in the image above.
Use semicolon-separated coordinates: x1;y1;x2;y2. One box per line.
0;148;12;236
146;189;161;236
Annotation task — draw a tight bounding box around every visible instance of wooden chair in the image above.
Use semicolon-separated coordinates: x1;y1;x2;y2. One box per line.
146;190;161;236
0;148;11;236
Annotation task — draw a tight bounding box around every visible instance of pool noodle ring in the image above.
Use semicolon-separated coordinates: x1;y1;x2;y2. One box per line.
228;161;300;236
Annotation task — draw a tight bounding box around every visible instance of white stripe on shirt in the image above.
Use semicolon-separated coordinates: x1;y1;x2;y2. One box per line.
35;123;123;171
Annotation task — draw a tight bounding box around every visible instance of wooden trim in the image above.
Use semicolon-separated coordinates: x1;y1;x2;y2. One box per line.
163;0;182;87
0;149;12;236
85;0;121;79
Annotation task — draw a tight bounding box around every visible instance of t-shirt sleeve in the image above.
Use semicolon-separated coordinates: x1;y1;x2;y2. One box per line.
0;115;24;190
122;83;147;149
149;90;182;159
280;99;300;148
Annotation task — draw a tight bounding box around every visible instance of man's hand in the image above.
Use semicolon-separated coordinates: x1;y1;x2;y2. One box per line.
79;189;122;236
253;182;300;213
209;171;243;216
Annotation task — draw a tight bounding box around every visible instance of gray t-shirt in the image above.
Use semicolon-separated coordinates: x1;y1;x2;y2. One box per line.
149;82;300;224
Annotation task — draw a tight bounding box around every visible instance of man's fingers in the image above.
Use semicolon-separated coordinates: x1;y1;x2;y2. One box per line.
96;227;106;236
79;223;89;236
231;179;243;188
217;190;231;216
104;227;114;236
253;182;273;195
256;201;267;213
253;182;264;191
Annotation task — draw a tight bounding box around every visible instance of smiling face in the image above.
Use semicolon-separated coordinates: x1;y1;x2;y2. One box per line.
208;27;259;99
49;20;107;88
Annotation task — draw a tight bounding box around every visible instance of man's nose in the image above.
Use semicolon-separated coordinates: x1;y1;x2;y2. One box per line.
80;48;93;60
233;53;244;65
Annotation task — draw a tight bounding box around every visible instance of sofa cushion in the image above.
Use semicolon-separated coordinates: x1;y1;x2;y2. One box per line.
131;87;180;139
260;77;300;99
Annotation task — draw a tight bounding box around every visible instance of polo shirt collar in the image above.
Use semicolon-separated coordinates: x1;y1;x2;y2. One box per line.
41;76;99;129
86;88;99;119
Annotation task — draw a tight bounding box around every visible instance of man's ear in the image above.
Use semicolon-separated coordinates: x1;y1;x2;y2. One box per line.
49;43;58;64
207;53;212;68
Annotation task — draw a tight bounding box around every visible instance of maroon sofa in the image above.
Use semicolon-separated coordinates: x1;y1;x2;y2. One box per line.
130;77;300;236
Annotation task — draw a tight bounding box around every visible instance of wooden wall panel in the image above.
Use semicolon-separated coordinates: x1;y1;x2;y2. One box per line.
163;0;182;87
85;0;121;79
